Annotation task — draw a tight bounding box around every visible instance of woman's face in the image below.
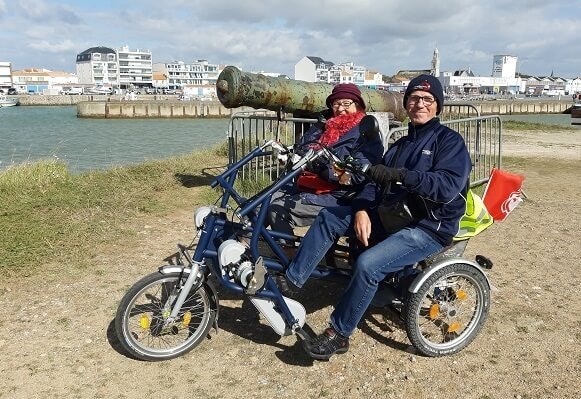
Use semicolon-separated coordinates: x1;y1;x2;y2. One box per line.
331;99;359;116
406;90;438;125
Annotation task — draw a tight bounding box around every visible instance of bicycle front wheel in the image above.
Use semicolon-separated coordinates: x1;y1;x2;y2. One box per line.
115;271;217;361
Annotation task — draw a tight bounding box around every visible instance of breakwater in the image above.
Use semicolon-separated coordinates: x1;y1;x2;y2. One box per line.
76;100;245;119
12;94;574;118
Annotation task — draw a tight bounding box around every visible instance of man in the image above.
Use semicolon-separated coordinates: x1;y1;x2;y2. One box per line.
277;74;472;360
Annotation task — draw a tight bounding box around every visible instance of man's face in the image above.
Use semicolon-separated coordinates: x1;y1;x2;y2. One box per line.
406;90;438;125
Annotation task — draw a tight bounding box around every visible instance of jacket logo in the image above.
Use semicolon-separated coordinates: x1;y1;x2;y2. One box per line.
422;149;432;156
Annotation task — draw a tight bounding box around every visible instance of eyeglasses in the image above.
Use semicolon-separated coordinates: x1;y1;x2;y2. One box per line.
407;95;436;106
332;100;355;108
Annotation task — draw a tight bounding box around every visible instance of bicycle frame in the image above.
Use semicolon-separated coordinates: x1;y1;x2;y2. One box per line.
169;140;351;336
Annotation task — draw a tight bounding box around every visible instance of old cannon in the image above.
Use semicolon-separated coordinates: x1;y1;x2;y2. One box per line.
216;66;406;121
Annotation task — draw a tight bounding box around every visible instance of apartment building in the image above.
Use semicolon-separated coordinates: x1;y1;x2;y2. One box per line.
294;56;368;85
117;45;152;89
152;59;220;90
0;61;13;91
76;46;118;87
75;45;152;89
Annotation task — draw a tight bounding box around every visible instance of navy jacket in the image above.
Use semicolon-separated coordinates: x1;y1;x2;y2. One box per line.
352;117;472;245
295;119;384;207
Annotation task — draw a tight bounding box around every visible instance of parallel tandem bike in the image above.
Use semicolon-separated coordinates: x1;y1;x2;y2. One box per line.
114;116;496;361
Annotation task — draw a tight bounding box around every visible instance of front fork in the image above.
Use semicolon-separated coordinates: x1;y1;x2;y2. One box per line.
162;244;203;324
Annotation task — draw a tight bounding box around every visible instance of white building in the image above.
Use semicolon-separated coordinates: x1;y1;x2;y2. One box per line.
294;56;334;82
75;46;118;87
439;55;523;95
431;48;440;77
492;55;518;78
75;45;153;90
117;45;152;89
565;77;581;95
153;60;221;90
0;61;13;91
12;68;78;94
295;56;370;85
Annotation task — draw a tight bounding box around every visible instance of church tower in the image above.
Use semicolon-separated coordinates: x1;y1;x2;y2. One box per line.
431;47;440;77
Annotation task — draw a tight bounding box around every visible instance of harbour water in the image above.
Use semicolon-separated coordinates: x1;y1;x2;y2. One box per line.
0;106;575;174
1;106;230;173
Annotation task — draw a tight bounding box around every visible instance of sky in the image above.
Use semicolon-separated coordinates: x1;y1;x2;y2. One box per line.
1;0;580;78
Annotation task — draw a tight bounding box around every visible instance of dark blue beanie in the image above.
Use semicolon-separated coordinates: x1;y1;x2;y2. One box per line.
404;74;444;115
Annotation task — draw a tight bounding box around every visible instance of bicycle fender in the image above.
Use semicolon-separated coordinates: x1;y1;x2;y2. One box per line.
408;257;490;294
159;265;191;274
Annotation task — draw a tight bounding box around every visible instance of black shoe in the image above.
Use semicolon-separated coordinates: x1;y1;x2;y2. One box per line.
304;327;349;360
274;273;300;297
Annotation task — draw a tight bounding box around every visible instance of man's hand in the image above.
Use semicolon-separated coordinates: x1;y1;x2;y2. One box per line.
354;210;371;247
365;165;405;186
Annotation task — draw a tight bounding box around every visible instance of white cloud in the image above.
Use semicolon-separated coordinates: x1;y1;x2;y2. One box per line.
28;39;76;53
1;0;580;77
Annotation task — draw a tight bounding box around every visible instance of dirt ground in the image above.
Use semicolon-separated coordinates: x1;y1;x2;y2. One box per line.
0;128;579;399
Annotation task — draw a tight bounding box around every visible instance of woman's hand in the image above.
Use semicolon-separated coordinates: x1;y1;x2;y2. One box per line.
354;210;371;247
333;163;352;185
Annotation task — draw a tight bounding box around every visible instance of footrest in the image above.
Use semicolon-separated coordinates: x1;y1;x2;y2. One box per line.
475;254;493;269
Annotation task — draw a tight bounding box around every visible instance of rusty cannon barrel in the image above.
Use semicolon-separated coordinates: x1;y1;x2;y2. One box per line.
216;66;406;121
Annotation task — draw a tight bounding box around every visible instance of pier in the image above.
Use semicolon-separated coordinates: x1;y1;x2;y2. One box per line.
12;94;575;118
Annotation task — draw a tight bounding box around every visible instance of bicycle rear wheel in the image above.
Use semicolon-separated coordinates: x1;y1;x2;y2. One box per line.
404;263;490;357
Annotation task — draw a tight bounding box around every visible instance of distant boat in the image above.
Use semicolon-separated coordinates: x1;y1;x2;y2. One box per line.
85;86;112;95
0;95;18;107
571;103;581;126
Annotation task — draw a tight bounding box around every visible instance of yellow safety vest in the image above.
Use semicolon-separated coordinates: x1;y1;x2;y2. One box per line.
453;189;494;241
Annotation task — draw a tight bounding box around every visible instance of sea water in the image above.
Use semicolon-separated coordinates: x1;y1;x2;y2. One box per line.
0;106;230;173
0;105;574;174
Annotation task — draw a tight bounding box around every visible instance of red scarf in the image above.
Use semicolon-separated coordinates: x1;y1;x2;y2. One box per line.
318;111;365;146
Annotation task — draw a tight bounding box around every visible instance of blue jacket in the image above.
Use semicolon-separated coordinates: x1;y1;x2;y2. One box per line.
352;118;471;245
295;119;384;207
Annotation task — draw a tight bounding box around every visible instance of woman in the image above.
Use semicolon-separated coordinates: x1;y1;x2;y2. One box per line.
267;83;383;241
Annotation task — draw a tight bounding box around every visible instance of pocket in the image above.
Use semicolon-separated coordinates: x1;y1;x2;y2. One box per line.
377;201;415;233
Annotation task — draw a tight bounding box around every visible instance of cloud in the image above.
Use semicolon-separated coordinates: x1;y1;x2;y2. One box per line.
1;0;580;77
27;39;77;53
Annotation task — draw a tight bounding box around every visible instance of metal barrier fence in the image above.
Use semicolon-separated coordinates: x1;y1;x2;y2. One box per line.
384;116;502;186
227;106;501;186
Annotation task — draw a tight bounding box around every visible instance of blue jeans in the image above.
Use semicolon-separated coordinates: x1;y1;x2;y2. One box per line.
285;206;443;337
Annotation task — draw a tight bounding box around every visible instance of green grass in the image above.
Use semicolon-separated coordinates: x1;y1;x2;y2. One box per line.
502;120;577;131
0;149;228;275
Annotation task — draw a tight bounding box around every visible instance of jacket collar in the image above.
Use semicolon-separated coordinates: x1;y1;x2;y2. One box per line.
407;117;440;140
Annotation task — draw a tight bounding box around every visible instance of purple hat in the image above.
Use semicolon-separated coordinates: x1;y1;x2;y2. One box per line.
404;74;444;114
326;83;366;109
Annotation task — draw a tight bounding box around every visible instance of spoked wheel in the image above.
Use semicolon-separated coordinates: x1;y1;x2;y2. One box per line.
403;263;490;357
114;271;217;361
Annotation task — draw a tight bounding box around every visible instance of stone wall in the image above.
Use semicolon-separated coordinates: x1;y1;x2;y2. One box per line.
13;94;575;118
76;100;249;118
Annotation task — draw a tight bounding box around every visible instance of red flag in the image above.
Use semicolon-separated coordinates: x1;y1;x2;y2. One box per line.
482;168;525;221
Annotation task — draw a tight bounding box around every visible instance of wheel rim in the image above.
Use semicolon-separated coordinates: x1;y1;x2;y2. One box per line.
121;277;212;358
414;272;486;351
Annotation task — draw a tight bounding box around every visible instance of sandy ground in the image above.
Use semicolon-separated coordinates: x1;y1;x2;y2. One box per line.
0;128;580;399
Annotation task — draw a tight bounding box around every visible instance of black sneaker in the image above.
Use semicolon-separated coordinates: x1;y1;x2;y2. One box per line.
274;273;300;297
304;327;349;360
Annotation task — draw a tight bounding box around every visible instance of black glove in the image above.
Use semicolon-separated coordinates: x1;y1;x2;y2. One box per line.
365;165;406;186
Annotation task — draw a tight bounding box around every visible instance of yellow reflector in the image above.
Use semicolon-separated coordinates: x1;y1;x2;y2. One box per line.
456;289;468;300
182;311;192;327
448;322;461;333
429;304;440;320
139;314;150;329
